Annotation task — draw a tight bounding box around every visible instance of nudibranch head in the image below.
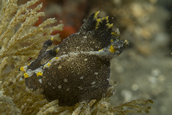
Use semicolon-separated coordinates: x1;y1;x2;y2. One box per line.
20;11;128;106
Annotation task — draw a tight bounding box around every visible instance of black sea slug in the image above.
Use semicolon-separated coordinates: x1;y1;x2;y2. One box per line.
20;11;128;106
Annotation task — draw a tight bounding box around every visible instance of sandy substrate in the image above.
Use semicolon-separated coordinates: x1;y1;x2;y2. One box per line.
110;49;172;115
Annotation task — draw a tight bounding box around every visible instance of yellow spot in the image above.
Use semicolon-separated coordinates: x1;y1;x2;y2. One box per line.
98;49;104;52
27;63;31;66
110;39;114;43
94;11;100;19
24;73;29;78
106;23;113;28
50;36;54;41
47;63;51;67
36;72;43;77
55;57;59;59
109;45;115;53
43;62;51;68
20;66;25;72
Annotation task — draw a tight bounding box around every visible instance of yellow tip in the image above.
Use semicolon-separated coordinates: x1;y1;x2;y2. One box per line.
109;45;115;53
24;73;29;78
55;57;59;59
20;66;25;72
98;49;104;52
110;39;114;43
36;72;43;77
94;11;100;19
106;23;113;28
50;36;54;41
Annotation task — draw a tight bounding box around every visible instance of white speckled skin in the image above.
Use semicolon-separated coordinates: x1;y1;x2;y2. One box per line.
24;12;127;106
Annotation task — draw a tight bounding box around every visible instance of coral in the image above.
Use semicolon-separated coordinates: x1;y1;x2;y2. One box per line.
0;0;152;115
0;81;21;115
0;0;63;78
36;97;152;114
36;85;152;115
0;0;63;114
0;93;21;115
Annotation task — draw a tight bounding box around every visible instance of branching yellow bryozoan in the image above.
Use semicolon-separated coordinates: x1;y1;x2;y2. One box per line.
94;11;113;30
0;0;63;114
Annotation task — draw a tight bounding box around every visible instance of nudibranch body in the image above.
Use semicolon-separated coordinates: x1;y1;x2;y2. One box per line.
20;11;128;106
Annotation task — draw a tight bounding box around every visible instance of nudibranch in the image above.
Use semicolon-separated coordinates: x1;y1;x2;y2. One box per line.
20;11;128;106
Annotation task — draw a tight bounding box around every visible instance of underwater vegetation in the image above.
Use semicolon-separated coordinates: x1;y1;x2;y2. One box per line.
0;0;153;114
